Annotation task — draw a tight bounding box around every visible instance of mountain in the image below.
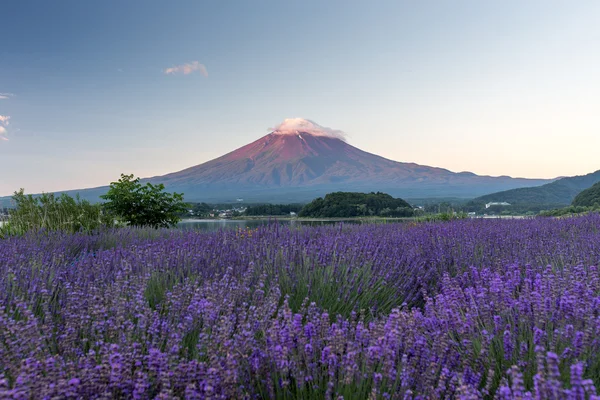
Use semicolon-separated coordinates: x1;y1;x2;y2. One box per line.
471;170;600;206
141;120;551;202
572;181;600;207
1;119;554;204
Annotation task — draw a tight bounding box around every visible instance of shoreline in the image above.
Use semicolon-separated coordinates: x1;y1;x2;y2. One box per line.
180;216;415;223
179;215;532;223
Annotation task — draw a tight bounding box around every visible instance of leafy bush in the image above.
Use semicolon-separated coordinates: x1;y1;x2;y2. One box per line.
0;189;112;236
101;174;187;228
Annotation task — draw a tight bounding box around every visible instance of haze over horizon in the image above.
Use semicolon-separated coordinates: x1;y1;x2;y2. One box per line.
1;1;599;196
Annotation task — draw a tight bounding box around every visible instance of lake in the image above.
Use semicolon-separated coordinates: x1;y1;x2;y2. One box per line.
0;218;401;232
176;218;388;231
0;216;523;232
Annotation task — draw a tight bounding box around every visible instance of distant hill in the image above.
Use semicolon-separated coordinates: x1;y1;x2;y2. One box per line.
572;181;600;207
471;170;600;206
298;191;414;218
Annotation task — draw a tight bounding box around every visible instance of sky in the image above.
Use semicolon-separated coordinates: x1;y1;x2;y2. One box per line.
1;0;600;195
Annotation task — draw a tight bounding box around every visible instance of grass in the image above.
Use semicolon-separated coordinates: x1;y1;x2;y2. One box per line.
144;270;190;311
0;190;113;237
275;259;402;320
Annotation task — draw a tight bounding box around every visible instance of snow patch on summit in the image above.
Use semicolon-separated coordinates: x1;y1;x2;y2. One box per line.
269;118;347;141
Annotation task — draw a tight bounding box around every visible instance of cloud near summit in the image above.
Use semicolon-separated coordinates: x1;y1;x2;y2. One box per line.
269;118;347;141
164;61;208;76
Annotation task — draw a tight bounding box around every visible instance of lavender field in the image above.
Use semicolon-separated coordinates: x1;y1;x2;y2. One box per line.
2;216;600;399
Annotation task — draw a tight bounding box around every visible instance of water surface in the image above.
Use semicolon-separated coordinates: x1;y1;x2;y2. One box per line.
177;218;377;231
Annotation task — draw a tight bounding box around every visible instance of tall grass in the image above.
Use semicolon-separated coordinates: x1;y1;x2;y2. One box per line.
0;189;113;237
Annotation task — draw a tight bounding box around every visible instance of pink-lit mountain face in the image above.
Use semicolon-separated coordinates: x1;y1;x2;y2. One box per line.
0;127;555;206
148;131;552;202
158;132;438;186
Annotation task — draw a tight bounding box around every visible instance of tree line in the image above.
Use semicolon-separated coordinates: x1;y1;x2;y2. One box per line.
244;203;303;216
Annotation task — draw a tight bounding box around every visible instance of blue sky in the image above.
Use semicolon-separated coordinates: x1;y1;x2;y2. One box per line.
1;0;599;195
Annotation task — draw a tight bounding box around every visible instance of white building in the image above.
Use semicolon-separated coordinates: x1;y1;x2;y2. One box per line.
485;202;511;209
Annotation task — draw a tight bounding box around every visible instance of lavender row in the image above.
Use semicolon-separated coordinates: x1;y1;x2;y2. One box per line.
1;215;600;398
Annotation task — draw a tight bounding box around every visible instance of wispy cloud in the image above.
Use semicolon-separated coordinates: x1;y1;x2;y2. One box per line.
0;115;11;141
0;93;14;100
164;61;208;76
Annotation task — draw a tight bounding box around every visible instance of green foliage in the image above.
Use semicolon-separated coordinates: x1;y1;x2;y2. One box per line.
0;189;112;236
299;191;414;218
572;181;600;207
101;174;187;228
244;203;303;216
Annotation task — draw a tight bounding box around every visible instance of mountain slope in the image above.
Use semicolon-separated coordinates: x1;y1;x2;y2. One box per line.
155;132;492;187
139;129;551;202
572;181;600;207
1;119;556;204
472;170;600;206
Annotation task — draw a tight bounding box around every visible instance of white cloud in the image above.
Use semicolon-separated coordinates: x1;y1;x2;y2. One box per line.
269;118;347;141
0;116;11;141
0;93;14;100
164;61;208;76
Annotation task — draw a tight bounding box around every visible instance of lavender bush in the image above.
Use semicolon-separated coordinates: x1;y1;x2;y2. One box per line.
2;215;600;398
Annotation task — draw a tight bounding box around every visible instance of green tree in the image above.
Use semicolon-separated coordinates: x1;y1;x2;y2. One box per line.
101;174;187;228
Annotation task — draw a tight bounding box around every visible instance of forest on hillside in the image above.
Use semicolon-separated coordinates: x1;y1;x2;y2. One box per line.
572;181;600;207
